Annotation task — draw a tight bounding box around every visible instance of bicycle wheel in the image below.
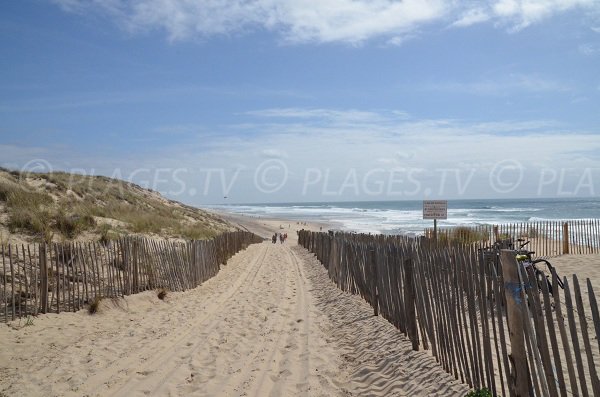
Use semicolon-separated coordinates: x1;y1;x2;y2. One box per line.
532;259;565;290
535;269;553;295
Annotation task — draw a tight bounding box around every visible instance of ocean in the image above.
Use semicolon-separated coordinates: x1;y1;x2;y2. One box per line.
209;198;600;235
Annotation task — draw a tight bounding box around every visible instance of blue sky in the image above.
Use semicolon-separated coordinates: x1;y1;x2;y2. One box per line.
1;0;599;204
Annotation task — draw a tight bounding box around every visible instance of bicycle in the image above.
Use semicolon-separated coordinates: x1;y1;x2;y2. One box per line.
514;239;564;296
479;238;564;296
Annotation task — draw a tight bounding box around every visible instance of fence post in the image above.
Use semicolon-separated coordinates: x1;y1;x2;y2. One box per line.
500;250;531;397
493;225;499;243
562;222;569;255
370;246;379;316
328;233;338;282
404;257;419;351
39;243;48;314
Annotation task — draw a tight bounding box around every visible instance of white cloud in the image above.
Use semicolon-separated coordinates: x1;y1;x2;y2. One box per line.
491;0;596;30
245;107;394;123
579;43;600;55
422;74;572;95
259;149;288;159
52;0;600;44
159;109;600;201
52;0;447;43
452;8;491;27
4;108;599;202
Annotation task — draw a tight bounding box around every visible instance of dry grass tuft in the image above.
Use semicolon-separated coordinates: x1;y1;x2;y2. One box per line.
88;296;104;314
437;226;490;245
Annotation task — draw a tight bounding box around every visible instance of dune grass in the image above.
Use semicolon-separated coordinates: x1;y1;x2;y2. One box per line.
438;226;490;245
0;169;227;242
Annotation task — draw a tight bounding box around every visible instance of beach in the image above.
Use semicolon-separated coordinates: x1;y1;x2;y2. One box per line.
2;209;598;396
0;212;469;397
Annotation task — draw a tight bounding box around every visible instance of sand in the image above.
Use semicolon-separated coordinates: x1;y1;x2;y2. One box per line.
550;253;600;288
0;212;470;397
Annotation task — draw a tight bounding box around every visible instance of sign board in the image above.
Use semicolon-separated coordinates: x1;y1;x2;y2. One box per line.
423;200;448;220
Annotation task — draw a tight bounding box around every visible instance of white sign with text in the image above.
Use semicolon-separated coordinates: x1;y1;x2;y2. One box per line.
423;200;448;220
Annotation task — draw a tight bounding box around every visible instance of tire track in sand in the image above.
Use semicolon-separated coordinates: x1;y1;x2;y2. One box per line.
195;243;292;396
132;242;347;397
241;246;310;397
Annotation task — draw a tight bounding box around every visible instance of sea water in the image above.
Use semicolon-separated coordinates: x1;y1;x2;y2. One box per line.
209;198;600;235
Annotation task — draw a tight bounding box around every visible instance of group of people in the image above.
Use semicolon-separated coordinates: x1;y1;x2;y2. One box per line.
272;232;288;244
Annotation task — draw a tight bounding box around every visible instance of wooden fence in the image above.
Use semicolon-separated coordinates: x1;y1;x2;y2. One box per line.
299;230;600;397
425;219;600;257
0;231;263;322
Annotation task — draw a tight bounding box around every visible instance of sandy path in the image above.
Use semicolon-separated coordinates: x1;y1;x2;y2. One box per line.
1;235;468;397
1;241;352;397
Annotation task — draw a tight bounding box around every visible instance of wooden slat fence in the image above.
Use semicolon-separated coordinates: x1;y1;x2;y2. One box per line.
426;219;600;257
0;230;262;322
299;230;600;397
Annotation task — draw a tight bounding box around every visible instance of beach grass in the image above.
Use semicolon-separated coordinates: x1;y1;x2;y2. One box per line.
0;168;229;242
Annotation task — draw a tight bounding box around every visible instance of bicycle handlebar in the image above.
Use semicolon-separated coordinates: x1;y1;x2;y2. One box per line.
518;240;530;249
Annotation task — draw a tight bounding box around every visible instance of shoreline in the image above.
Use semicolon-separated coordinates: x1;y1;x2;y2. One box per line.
212;207;600;285
203;199;600;237
206;208;337;243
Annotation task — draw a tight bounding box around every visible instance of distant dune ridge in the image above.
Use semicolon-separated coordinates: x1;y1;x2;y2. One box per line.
0;168;232;245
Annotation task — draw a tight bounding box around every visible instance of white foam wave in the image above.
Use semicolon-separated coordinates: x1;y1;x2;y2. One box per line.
209;202;582;235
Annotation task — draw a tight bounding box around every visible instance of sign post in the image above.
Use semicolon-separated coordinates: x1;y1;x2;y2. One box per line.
423;200;448;241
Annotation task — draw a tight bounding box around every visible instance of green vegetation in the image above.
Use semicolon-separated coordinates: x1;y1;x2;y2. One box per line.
438;226;490;245
0;168;228;242
54;210;96;239
498;233;511;240
98;224;118;245
465;388;494;397
2;179;55;241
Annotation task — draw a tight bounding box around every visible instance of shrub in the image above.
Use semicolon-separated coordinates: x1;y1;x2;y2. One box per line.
7;206;52;235
174;224;216;240
53;211;96;238
0;181;14;202
465;388;493;397
5;185;54;239
450;226;489;245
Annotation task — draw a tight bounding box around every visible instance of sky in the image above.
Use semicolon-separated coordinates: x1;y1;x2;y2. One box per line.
1;0;599;204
